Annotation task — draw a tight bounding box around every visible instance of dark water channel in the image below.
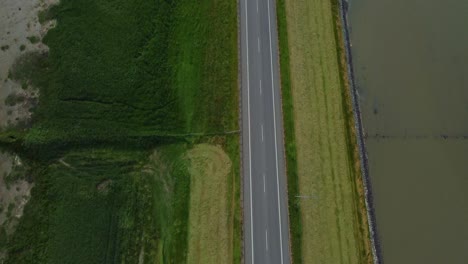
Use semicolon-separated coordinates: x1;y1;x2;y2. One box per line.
348;0;468;263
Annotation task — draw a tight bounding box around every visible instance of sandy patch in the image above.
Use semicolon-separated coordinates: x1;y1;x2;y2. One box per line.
0;152;33;261
0;0;58;130
0;153;33;231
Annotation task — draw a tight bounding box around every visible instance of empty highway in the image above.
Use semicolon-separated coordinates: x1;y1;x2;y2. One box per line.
240;0;291;263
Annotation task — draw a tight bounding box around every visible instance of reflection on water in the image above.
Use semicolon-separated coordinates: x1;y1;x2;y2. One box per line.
349;0;468;263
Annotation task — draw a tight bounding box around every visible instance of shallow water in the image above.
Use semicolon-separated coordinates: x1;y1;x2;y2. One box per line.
348;0;468;263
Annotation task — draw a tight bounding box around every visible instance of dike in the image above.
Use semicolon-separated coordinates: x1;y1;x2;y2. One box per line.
337;0;383;263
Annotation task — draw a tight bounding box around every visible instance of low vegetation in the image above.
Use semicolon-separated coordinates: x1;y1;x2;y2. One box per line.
4;93;26;107
277;0;372;263
276;0;302;261
186;144;233;264
1;0;240;263
6;150;151;263
26;36;40;44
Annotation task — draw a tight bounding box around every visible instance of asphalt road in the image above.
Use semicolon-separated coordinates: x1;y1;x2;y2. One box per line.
240;0;291;263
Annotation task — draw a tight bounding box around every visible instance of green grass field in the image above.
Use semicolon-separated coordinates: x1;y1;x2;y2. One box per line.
1;0;240;263
6;149;152;263
277;0;372;263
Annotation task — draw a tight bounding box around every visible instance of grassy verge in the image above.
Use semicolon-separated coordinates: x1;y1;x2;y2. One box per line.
277;0;372;263
171;0;238;134
276;0;302;262
329;0;374;261
228;135;242;264
2;0;240;263
170;0;240;263
186;144;232;264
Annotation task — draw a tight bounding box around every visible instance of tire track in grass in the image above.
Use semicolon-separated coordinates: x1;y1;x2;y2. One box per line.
318;0;350;260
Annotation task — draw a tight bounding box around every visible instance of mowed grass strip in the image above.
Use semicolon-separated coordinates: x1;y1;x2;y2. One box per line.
281;0;372;263
186;144;232;264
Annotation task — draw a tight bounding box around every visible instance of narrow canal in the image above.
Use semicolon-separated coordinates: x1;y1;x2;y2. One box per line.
348;0;468;263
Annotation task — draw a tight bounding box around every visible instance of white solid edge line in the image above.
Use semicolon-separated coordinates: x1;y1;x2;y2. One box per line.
267;0;285;263
244;1;255;264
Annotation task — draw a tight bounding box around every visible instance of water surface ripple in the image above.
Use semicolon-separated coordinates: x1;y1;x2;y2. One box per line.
349;0;468;263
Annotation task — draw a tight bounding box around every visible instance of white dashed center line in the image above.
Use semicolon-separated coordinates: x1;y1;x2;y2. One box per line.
260;79;262;95
261;124;264;142
263;173;266;193
258;37;261;53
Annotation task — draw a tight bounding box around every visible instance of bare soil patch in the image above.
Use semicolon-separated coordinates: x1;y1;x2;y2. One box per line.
0;0;58;130
0;152;33;261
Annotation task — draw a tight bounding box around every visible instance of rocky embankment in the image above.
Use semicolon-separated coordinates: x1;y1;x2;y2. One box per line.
337;0;382;263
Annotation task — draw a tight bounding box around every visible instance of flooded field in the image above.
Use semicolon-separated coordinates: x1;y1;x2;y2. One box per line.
348;0;468;263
